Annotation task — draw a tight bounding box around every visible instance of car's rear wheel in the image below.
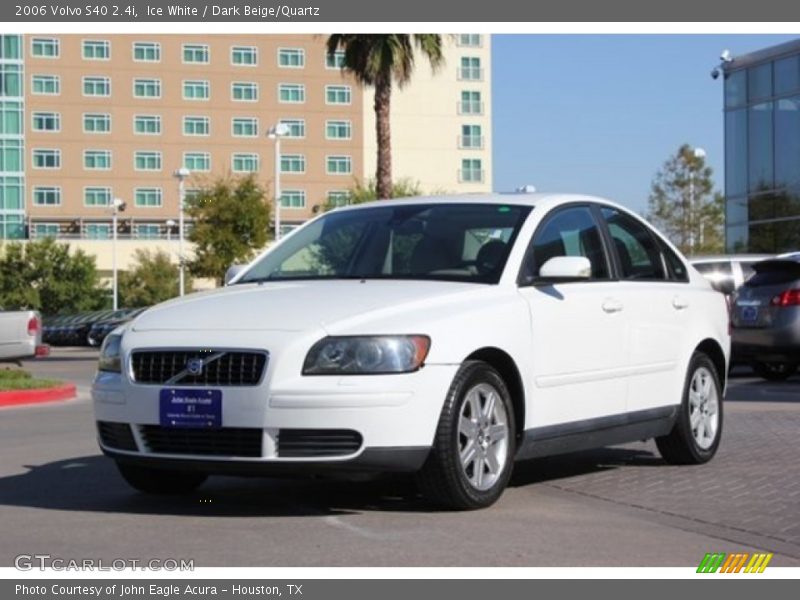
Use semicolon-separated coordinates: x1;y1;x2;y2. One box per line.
417;361;516;510
752;361;797;381
656;352;723;465
116;462;207;495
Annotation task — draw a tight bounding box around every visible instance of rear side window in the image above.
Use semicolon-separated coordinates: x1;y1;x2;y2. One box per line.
521;205;610;281
661;244;690;282
746;260;800;287
601;207;666;281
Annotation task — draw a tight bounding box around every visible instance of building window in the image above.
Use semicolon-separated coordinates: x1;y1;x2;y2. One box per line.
231;82;258;102
183;116;210;136
0;64;22;96
134;151;162;171
31;38;59;58
32;148;61;169
133;41;161;62
279;119;305;138
0;176;23;221
327;190;350;207
748;102;773;193
84;187;112;207
33;223;59;238
32;74;60;95
325;85;352;105
232;153;259;173
33;186;61;206
232;117;258;137
83;76;111;97
280;154;306;173
0;139;22;171
85;223;111;239
183;80;209;100
84;150;111;170
83;113;111;133
135;187;162;207
458;34;482;47
0;101;23;135
32;112;60;132
325;120;352;140
0;35;22;60
278;83;305;103
460;158;483;182
460;125;483;149
133;78;161;98
183;152;210;171
134;114;161;135
459;57;482;81
459;90;482;115
83;40;110;60
326;51;345;69
278;48;305;68
135;224;161;239
280;190;306;209
232;46;257;66
326;155;352;175
183;44;209;64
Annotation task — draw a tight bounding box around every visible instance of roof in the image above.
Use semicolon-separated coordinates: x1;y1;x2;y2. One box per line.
333;192;621;212
724;38;800;73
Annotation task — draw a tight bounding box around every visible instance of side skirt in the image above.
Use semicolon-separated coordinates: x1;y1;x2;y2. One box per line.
516;406;678;461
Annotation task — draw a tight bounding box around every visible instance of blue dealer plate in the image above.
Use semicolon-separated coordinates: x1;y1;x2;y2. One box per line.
159;388;222;428
741;306;759;322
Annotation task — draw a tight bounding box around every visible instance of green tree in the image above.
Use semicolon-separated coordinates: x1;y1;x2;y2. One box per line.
327;35;444;200
322;177;423;211
118;249;189;308
0;238;105;314
647;144;724;256
186;175;270;285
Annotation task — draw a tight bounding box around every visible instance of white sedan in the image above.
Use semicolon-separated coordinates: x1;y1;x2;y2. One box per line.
93;194;730;509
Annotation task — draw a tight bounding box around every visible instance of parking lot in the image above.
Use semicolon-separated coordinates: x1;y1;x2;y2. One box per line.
0;348;798;567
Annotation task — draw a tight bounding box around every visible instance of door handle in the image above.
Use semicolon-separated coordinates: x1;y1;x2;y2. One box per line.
672;296;689;310
602;298;624;313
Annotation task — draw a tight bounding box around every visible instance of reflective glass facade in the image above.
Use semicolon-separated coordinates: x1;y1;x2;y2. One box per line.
724;43;800;252
0;34;24;239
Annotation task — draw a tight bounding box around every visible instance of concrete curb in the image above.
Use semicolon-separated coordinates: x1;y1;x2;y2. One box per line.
0;383;77;408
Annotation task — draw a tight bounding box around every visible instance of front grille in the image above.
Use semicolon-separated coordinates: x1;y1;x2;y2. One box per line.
139;425;263;457
131;350;267;386
97;421;137;451
277;429;363;458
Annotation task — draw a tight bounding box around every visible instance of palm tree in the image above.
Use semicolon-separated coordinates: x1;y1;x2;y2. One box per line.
327;35;444;200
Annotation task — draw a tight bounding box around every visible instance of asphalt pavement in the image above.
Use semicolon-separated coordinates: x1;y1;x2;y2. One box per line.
0;349;798;567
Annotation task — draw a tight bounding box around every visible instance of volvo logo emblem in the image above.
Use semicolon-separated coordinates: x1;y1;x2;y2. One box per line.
186;358;204;375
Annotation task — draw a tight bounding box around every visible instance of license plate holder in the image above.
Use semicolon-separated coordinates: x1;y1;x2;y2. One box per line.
159;388;221;428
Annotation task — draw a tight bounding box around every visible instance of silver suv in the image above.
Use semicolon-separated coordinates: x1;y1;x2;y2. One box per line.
731;257;800;380
690;255;772;295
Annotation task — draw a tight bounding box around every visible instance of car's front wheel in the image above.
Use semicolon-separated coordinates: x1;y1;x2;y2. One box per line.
417;361;516;510
752;360;797;382
656;352;723;465
116;462;207;495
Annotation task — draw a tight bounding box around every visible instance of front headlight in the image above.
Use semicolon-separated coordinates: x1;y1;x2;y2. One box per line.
98;333;123;373
303;335;431;375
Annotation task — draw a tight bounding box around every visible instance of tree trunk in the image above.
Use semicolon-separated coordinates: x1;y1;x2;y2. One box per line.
374;75;392;200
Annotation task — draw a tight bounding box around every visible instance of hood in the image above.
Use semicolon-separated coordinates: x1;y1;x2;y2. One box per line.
131;280;478;333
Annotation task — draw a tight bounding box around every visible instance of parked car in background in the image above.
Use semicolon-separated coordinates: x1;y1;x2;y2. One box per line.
690;255;773;295
88;308;148;347
94;194;730;509
0;310;47;361
730;256;800;381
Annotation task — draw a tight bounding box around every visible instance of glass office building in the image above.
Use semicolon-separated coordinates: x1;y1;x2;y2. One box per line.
724;39;800;253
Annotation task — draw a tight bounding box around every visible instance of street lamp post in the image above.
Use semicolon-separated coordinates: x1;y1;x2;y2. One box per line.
688;147;706;254
173;168;190;296
111;197;126;311
267;123;291;241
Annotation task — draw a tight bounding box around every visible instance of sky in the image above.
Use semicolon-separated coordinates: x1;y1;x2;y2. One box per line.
491;34;799;214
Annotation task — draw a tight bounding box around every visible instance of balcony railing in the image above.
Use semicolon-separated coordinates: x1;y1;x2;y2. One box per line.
457;67;484;81
458;135;485;150
458;169;485;183
457;101;484;115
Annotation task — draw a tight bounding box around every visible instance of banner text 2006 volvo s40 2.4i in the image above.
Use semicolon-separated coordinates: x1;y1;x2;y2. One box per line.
93;194;730;509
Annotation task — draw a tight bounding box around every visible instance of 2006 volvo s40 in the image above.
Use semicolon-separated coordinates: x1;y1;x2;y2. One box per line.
93;194;730;509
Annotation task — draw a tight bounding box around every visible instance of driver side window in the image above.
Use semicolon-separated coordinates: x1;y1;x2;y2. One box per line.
522;205;610;281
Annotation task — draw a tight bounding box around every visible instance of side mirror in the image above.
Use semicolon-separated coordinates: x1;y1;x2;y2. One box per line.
224;264;248;286
537;256;592;283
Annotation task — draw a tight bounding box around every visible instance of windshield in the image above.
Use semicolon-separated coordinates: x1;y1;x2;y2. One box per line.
238;203;532;284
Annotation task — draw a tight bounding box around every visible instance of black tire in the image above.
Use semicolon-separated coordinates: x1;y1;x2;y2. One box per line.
116;462;207;495
656;352;723;465
752;361;797;382
417;360;516;510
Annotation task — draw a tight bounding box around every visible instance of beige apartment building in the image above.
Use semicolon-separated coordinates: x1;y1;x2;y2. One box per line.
0;33;492;273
